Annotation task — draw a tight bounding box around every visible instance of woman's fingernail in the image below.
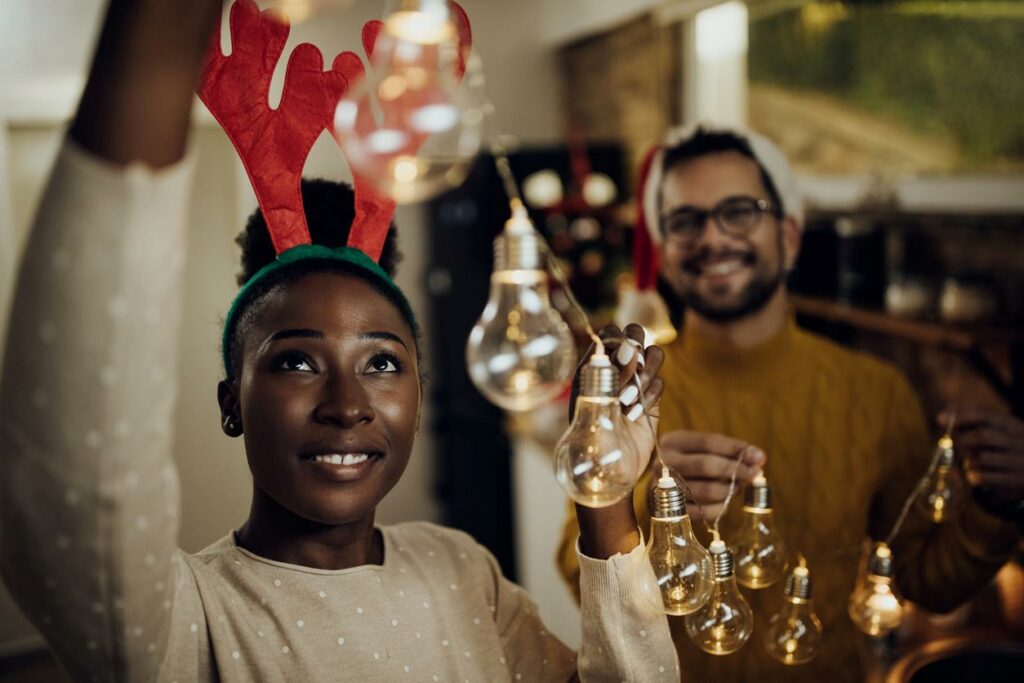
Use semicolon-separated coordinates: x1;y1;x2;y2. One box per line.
747;448;766;464
628;338;644;349
636;351;645;367
627;404;644;422
616;343;635;365
619;384;639;406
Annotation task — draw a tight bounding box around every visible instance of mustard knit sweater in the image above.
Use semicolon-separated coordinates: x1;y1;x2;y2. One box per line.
558;318;1019;682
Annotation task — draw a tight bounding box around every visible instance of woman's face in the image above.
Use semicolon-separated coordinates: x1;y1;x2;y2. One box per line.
226;272;420;525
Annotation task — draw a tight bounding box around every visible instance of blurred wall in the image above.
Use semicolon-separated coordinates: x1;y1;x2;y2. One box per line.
0;0;562;657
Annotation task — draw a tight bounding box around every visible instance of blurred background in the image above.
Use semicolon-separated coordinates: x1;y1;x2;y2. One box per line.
0;0;1022;680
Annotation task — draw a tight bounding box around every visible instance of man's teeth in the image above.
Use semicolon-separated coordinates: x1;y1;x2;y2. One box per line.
312;453;371;465
704;260;743;276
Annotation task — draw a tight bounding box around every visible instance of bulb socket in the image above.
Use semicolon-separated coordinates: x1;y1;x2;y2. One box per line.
711;545;734;579
580;362;616;398
652;483;687;519
937;443;955;469
868;545;895;578
744;478;772;510
785;569;813;601
494;229;543;271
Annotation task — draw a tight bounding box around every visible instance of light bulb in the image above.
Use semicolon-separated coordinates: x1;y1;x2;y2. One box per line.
685;539;754;655
764;560;823;665
253;0;357;24
848;542;904;637
648;468;713;615
466;207;576;411
914;434;966;524
333;0;485;203
553;353;641;508
732;472;787;589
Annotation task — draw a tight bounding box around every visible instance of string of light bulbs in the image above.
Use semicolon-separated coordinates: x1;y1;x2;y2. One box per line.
335;0;973;662
476;145;976;660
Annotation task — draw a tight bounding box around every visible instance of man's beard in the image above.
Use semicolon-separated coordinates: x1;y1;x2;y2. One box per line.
677;235;786;323
681;265;784;322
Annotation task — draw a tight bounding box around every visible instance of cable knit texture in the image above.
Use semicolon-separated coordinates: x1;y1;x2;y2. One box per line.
559;317;1018;682
0;140;679;682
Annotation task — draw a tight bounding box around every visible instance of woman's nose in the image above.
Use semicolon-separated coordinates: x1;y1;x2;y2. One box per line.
314;375;375;428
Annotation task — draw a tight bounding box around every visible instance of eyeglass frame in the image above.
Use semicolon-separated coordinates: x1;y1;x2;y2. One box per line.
659;195;782;244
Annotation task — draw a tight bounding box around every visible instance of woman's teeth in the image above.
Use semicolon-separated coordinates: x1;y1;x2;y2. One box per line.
312;453;371;465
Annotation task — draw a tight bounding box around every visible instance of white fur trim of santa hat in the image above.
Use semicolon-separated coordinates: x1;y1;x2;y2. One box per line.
641;123;804;245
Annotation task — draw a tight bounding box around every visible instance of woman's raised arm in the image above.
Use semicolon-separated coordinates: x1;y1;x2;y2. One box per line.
0;1;219;679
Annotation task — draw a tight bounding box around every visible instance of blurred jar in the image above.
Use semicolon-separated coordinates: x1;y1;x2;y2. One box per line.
884;277;938;319
939;277;998;324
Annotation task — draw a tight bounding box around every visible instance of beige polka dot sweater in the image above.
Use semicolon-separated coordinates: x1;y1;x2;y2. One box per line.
0;141;680;682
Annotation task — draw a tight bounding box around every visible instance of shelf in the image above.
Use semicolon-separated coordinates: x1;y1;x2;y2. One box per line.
790;295;1024;352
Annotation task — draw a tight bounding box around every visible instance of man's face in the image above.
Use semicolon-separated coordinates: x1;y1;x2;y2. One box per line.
659;151;798;323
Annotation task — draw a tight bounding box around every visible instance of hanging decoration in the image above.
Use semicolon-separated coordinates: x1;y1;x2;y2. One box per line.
684;537;754;655
733;472;788;589
763;559;824;665
332;0;486;203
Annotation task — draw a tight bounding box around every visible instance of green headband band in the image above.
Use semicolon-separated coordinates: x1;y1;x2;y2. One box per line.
222;244;417;377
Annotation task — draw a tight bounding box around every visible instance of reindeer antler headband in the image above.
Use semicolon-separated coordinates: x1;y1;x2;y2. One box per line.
201;0;471;375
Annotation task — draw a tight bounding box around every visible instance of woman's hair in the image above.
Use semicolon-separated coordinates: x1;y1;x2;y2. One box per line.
225;179;421;380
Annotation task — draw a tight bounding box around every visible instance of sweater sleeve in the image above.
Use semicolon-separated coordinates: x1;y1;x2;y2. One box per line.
0;140;194;681
870;371;1019;613
555;473;655;607
495;535;678;682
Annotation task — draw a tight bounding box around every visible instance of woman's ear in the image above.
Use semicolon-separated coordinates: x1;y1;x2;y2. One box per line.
217;379;243;437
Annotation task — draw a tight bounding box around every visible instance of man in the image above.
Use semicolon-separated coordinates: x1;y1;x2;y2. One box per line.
557;124;1023;682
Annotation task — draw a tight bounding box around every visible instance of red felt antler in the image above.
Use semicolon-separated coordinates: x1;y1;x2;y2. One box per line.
199;0;472;262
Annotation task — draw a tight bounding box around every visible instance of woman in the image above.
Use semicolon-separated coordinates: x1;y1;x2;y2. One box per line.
0;1;678;681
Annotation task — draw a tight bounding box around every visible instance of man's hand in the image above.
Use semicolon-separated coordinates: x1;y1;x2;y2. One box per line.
947;409;1024;503
660;430;766;523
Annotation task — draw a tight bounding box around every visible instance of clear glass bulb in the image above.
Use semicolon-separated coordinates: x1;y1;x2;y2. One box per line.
914;434;966;524
648;468;713;615
466;208;575;411
764;561;823;665
685;540;754;655
554;354;641;508
333;0;486;203
254;0;357;24
732;472;787;589
848;542;904;637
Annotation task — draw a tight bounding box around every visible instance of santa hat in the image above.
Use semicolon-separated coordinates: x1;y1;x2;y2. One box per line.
615;123;803;343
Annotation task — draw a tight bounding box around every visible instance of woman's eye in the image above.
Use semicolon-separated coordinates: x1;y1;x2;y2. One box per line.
367;354;401;374
276;353;314;373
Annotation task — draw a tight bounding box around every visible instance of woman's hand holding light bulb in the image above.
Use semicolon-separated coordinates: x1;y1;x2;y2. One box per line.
567;324;666;561
589;324;665;471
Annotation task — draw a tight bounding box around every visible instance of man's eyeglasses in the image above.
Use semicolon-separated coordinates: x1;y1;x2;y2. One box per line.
661;196;780;244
